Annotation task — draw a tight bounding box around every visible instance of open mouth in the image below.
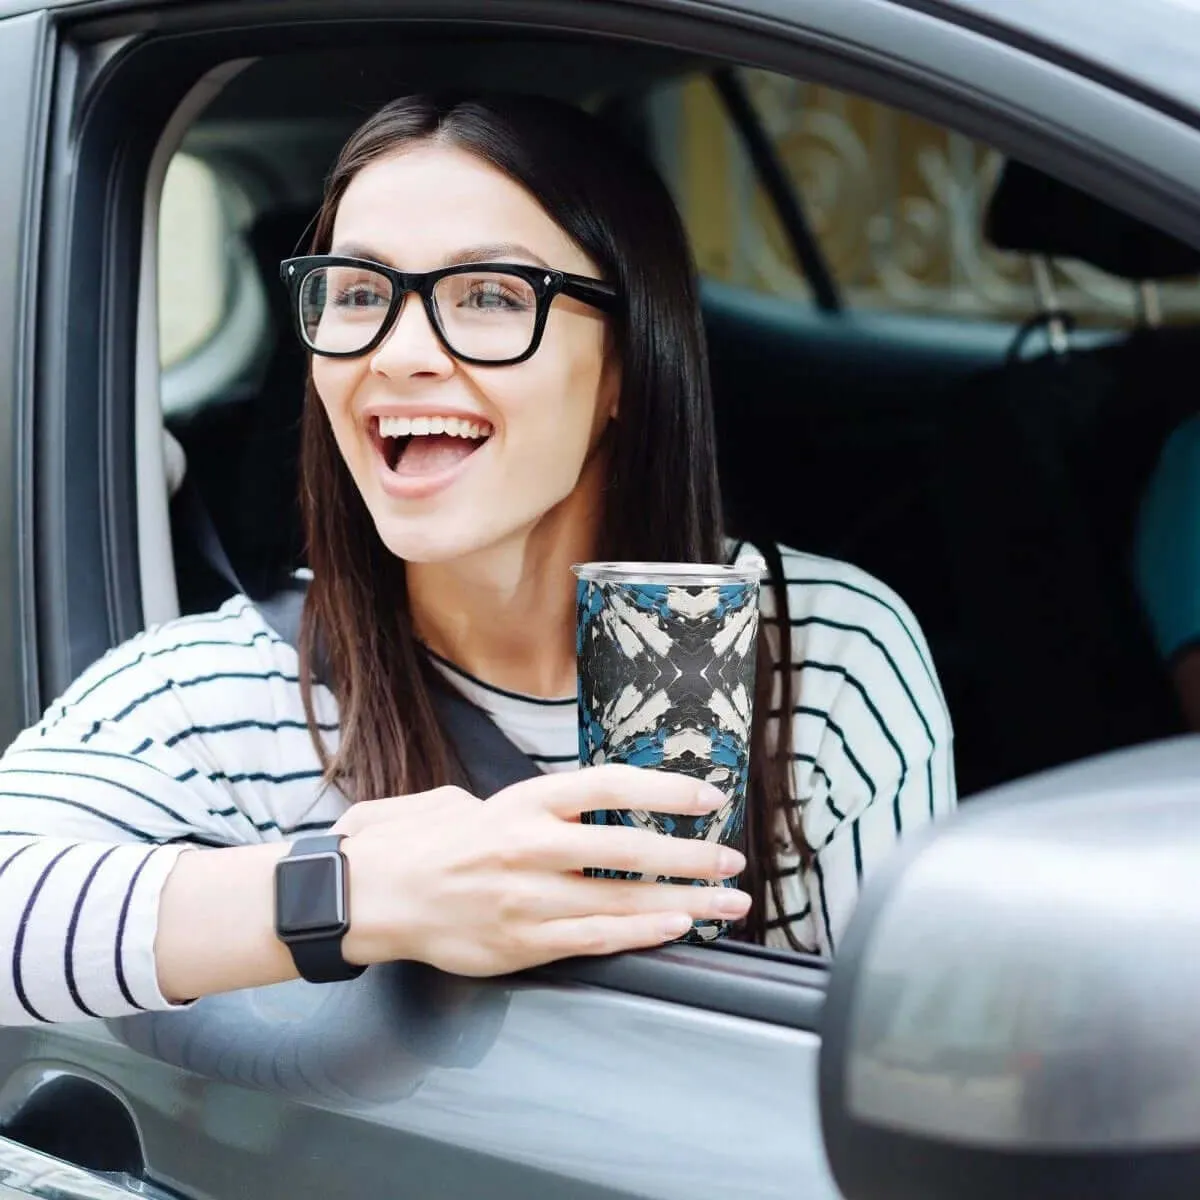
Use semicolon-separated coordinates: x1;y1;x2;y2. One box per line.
373;414;494;477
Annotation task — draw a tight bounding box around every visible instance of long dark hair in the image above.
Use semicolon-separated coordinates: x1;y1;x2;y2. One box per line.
297;93;806;946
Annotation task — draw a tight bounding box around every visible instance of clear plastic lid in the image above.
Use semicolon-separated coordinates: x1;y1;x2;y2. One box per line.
572;559;765;586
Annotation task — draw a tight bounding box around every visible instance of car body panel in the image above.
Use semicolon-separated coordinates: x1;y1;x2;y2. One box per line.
890;0;1200;122
0;969;833;1199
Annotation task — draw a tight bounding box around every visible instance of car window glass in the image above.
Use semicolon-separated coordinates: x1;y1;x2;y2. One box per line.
650;69;1200;327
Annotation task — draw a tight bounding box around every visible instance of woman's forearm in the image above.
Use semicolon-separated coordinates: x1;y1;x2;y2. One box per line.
155;842;299;1004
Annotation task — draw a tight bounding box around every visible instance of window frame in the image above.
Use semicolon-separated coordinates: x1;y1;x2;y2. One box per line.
0;10;48;750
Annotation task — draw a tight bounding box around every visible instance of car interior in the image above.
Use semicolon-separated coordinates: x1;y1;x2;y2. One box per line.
154;35;1199;803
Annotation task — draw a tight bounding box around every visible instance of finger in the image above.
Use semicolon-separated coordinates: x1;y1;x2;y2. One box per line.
499;763;726;820
529;912;699;963
549;821;746;880
520;874;752;922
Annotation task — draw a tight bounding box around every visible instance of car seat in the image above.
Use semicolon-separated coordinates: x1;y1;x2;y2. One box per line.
229;205;317;598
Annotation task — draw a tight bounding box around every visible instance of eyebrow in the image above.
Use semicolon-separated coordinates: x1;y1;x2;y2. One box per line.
328;242;553;270
445;243;552;269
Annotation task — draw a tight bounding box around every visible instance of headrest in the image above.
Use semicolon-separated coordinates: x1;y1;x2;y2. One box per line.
984;160;1200;280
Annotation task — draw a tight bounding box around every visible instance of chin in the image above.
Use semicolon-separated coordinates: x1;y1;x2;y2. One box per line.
371;513;500;565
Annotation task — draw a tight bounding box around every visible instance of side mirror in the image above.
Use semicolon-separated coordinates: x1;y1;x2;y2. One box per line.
819;738;1200;1200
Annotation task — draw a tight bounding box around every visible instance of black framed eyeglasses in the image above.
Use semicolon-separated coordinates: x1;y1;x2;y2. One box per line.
279;255;620;366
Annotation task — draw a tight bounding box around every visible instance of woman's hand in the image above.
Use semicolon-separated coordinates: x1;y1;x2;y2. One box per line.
334;765;749;976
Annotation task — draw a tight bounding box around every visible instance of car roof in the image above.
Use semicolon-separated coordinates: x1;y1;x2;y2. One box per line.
16;0;1200;126
879;0;1200;121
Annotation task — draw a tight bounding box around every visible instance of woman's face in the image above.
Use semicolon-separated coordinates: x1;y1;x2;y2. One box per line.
312;142;619;565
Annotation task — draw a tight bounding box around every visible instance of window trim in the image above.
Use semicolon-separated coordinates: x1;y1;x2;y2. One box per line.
536;940;828;1030
0;10;50;747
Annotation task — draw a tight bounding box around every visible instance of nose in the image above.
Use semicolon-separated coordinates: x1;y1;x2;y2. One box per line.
368;292;455;381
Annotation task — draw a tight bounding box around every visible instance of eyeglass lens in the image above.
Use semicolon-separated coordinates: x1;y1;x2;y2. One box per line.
298;264;541;360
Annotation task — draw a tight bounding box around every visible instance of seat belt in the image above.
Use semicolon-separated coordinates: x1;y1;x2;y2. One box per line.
255;582;545;798
173;480;544;797
175;474;244;596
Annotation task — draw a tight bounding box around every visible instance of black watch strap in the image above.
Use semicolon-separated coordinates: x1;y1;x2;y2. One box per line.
276;834;366;984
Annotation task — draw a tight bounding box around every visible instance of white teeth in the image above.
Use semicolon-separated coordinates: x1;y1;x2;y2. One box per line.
378;416;410;437
377;415;492;439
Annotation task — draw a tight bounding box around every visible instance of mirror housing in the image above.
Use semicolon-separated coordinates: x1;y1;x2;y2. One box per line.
819;738;1200;1200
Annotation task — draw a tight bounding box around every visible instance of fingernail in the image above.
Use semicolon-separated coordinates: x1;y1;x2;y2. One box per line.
696;783;726;810
718;847;746;875
715;889;752;917
661;913;693;939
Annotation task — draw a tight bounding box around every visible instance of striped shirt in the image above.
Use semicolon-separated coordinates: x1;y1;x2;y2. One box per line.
0;542;954;1026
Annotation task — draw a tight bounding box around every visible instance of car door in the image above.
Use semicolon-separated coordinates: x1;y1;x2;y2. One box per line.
2;2;1200;1199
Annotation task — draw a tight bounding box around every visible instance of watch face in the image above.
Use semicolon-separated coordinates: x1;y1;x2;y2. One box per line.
276;854;346;937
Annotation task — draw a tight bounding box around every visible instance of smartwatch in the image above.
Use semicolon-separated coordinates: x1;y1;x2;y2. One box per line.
273;834;366;983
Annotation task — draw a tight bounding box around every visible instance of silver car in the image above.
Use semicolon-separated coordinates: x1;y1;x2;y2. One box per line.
1;0;1198;1196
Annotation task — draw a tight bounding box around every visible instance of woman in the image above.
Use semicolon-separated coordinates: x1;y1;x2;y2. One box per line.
0;94;954;1027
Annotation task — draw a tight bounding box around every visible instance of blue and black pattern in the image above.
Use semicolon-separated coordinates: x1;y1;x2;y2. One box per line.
576;576;759;942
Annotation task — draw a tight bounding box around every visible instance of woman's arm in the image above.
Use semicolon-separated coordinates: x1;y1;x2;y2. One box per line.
775;557;956;956
0;600;313;1024
0;600;750;1025
799;686;954;955
155;770;748;1003
154;841;296;1003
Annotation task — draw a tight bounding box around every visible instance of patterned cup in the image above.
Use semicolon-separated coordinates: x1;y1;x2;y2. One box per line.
573;561;763;943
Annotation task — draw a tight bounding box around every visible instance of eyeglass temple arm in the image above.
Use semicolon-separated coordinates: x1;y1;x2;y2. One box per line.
562;274;619;310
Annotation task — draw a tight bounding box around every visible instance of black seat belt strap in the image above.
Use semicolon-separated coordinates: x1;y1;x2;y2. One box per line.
255;583;544;798
176;474;243;595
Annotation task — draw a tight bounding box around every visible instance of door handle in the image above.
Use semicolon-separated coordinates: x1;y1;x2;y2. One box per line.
0;1132;174;1199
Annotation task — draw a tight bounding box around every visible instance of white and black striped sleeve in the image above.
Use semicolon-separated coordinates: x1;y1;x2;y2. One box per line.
746;542;957;956
790;570;956;956
0;597;336;1027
